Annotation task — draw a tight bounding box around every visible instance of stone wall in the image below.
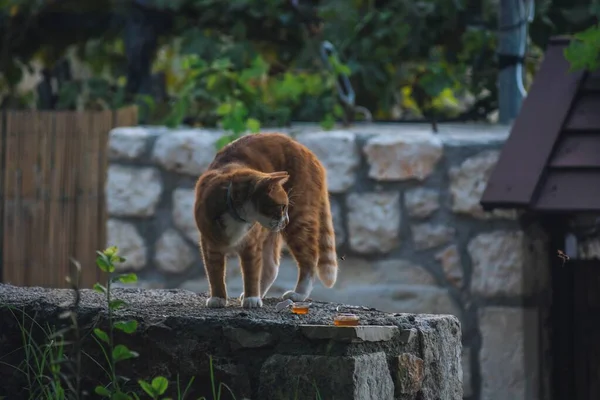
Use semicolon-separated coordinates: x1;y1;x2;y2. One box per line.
106;123;550;400
0;284;463;400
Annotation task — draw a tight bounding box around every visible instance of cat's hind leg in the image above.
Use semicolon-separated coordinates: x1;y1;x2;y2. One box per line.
282;216;319;302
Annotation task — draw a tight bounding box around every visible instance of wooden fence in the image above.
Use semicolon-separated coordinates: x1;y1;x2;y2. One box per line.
0;106;138;289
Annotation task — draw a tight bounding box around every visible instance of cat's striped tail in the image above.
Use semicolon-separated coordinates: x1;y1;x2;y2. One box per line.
316;196;338;288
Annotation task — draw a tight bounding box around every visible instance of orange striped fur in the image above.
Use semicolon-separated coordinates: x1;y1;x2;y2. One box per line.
194;133;338;308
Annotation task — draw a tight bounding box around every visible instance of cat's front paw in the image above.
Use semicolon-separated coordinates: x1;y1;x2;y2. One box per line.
282;291;308;302
242;296;263;308
206;297;227;308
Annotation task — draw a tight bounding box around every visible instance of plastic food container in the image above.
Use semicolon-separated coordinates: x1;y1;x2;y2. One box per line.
333;313;360;326
291;302;310;315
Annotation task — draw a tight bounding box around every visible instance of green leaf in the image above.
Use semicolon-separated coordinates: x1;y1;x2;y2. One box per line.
112;344;139;363
96;253;112;273
94;328;110;344
111;273;138;284
138;380;155;397
94;385;111;397
110;299;126;310
151;376;169;395
216;103;232;116
93;283;107;294
245;118;261;133
103;246;118;258
111;391;132;400
320;114;335;130
114;320;138;334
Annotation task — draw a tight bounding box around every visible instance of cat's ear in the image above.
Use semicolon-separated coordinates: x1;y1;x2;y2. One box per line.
266;171;289;186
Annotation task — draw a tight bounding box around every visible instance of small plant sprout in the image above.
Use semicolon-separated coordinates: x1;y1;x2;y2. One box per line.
92;246;141;399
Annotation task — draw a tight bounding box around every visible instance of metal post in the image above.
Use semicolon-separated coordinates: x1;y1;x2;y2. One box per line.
498;0;525;124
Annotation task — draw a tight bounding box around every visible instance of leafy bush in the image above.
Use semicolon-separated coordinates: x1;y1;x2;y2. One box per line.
2;0;582;131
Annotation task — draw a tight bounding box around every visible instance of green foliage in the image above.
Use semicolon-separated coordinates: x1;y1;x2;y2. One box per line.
565;23;600;71
0;0;521;128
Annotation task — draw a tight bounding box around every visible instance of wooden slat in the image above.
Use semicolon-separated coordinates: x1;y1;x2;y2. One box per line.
533;170;600;211
19;111;39;286
564;94;600;131
73;112;90;288
480;41;585;209
94;111;113;288
37;112;53;287
3;112;24;285
549;134;600;167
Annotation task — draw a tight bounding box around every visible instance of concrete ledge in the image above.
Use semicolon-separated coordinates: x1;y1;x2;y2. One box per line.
0;284;463;400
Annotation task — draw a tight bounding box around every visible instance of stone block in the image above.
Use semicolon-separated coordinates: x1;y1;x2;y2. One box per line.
106;165;163;217
479;307;539;400
394;353;425;396
404;187;440;218
300;325;398;343
363;132;443;181
108;127;156;161
410;223;455;250
106;219;147;271
154;229;196;274
258;352;394;400
448;150;516;220
462;347;473;397
346;192;401;254
469;230;548;298
372;259;437;286
152;129;220;176
172;188;198;242
330;197;346;246
295;131;359;193
435;245;463;288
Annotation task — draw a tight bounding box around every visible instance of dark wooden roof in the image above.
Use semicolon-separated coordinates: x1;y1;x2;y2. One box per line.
481;36;600;213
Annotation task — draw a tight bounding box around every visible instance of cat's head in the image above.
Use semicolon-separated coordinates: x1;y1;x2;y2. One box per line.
251;171;290;231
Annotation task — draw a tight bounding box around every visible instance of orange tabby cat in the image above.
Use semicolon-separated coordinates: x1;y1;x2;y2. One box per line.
194;133;338;308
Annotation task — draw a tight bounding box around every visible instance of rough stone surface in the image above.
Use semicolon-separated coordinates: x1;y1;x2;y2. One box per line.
435;245;464;288
0;285;462;400
106;219;147;271
363;133;443;181
330;197;346;246
259;352;395;400
300;325;398;343
371;259;438;287
394;353;425;395
154;229;196;274
346;192;401;254
224;327;275;350
462;347;473;397
152;129;220;176
449;150;517;220
106;165;163;217
479;307;539;400
295;130;359;192
109;127;155;160
404;187;440;218
172;188;198;242
411;223;455;250
469;230;547;298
